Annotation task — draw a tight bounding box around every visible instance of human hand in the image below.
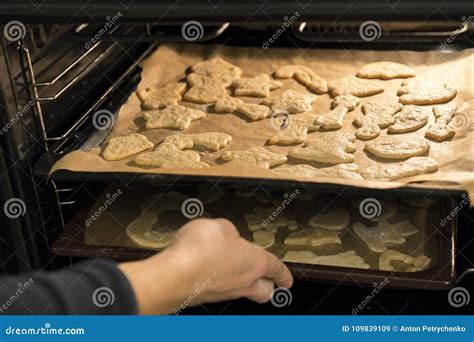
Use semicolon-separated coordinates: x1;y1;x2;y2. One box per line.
119;218;293;315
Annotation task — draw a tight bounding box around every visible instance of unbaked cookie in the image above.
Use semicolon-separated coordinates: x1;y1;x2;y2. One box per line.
134;143;209;169
191;57;242;86
183;73;229;104
387;105;430;133
102;134;154;161
267;113;320;145
365;137;430;160
221;146;287;168
137;82;187;109
163;132;232;151
314;95;360;130
309;208;351;231
214;97;271;121
425;103;457;142
232;73;283;97
289;132;356;164
378;249;431;272
262;89;317;113
357;62;415;80
252;230;276;249
126;192;188;249
354;102;402;140
284;228;341;247
353;220;419;253
273;163;363;180
143;105;206;130
361;157;438;181
397;78;457;105
328;76;384;97
245;207;298;233
274;65;328;94
283;250;370;269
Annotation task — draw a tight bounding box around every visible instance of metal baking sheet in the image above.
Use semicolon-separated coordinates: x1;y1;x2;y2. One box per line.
52;183;457;290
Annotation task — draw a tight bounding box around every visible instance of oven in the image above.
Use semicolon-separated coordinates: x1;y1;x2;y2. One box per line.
0;0;473;314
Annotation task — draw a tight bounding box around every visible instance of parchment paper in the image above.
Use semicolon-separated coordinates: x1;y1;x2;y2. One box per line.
51;44;474;200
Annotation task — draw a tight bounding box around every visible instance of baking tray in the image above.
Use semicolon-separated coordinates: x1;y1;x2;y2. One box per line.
52;183;460;290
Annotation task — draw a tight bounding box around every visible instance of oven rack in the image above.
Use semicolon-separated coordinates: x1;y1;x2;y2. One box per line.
16;23;230;152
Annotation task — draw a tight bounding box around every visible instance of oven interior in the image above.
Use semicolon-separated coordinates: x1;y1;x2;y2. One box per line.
1;1;473;313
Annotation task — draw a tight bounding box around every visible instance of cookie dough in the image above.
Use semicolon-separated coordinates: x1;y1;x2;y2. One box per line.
289;132;356;164
364;137;430;160
357;61;415;80
328;76;384;97
134;143;209;169
361;157;438;181
378;249;432;272
353;220;419;253
214;97;271;121
274;65;328;94
397;78;457;105
388;105;430;133
102;134;154;161
232;73;282;97
425;103;457;142
143;104;206;130
252;230;276;249
309;208;351;231
245;207;298;233
283;250;370;269
354;102;402;140
284;228;342;247
221;146;287;168
273;163;363;180
163;132;232;151
183;73;229;104
263;90;317;113
314;95;360;130
137;82;187;109
191;57;242;86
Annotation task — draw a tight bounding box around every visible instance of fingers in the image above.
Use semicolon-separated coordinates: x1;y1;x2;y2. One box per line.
241;278;275;304
262;251;294;289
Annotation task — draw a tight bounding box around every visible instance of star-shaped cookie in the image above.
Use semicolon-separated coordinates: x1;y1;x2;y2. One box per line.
263;90;317;113
143;105;206;130
232;74;282;97
137;82;187;109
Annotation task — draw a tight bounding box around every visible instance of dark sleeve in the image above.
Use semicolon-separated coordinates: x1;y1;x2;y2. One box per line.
0;259;137;315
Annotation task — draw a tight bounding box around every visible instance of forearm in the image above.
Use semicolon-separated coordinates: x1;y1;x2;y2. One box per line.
0;259;137;315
